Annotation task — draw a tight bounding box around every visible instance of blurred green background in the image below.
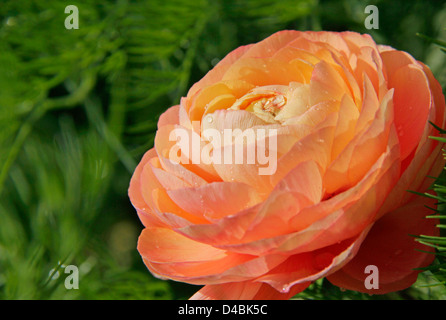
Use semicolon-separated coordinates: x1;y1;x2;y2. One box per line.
0;0;445;300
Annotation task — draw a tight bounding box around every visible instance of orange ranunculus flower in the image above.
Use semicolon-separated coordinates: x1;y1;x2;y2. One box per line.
129;30;446;299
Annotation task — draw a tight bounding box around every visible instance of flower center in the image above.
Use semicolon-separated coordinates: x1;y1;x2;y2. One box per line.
247;94;286;116
228;83;309;124
228;86;289;123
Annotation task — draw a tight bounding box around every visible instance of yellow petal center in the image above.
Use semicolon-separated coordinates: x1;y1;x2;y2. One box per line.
228;83;310;123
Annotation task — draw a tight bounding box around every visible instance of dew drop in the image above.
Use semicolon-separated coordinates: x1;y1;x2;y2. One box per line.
5;17;16;27
207;115;213;123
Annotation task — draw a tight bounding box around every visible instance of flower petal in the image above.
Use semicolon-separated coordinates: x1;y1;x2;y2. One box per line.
385;61;431;160
327;196;439;294
167;181;262;220
190;281;307;300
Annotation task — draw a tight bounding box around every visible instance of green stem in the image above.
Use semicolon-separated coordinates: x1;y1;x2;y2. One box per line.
0;71;97;195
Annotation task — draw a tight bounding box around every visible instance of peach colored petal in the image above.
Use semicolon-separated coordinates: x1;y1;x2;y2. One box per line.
240;160;323;241
242;30;301;59
380;49;417;81
207;121;297;193
190;281;307;300
309;60;351;105
137;157;209;224
128;149;167;228
175;203;260;246
138;159;165;212
331;94;359;160
151;165;192;190
283;99;339;128
289;36;342;63
154;123;221;182
421;62;446;130
147;251;287;285
327;196;439;294
157;105;180;128
187;44;253;98
138;227;227;263
270;113;337;188
377;136;443;219
201;109;270;132
326;266;420;295
144;253;252;284
222;57;306;86
387;64;431;160
351;49;381;96
158;154;208;187
341;32;380;55
215;131;400;256
152;187;209;225
139;228;286;284
375;62;444;217
129;149;158;212
167;181;262;220
255;227;370;292
303;31;352;56
328;51;362;105
178;99;193;129
157;212;194;229
273;47;317;83
284;47;321;66
203;94;236;115
340;32;386;96
153;124;180;160
354;74;381;133
324;88;394;194
188;80;255;120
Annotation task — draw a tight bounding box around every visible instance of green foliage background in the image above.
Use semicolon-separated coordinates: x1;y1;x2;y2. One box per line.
0;0;445;300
